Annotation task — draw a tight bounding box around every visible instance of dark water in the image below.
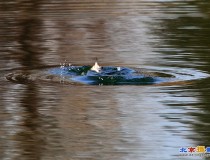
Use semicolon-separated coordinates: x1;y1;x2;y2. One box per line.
1;0;210;160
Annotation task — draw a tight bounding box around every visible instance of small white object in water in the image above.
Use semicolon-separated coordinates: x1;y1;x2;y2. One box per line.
117;67;121;71
91;62;101;73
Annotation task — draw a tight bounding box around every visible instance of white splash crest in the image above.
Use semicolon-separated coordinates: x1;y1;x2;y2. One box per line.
91;62;101;73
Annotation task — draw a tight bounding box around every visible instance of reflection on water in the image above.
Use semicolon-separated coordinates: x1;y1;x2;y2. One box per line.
1;0;210;160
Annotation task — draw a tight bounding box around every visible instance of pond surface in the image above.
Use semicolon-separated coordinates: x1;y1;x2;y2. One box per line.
1;0;210;160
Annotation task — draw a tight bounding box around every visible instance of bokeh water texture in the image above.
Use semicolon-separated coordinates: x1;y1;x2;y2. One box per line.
1;0;210;160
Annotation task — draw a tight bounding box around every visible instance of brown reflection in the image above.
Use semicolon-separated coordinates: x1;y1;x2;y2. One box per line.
18;18;43;68
0;0;122;71
15;84;45;159
56;86;125;159
0;0;189;159
14;84;64;160
86;19;115;63
38;0;121;65
16;0;44;69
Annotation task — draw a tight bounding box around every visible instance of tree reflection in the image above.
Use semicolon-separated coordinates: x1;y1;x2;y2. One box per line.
154;1;210;146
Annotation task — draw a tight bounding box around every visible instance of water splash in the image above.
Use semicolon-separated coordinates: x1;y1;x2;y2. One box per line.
51;62;174;85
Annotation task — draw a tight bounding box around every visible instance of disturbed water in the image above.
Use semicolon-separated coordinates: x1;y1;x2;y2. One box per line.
1;1;210;160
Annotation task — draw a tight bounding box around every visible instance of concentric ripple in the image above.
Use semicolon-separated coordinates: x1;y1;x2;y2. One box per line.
5;65;209;86
49;65;209;85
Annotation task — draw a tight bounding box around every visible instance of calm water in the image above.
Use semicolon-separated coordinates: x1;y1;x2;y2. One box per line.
1;0;210;160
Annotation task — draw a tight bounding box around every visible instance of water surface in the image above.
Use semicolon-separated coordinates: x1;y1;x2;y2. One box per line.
1;0;210;160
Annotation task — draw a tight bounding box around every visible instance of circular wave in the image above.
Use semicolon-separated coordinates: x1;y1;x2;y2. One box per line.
49;65;209;85
5;65;209;86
